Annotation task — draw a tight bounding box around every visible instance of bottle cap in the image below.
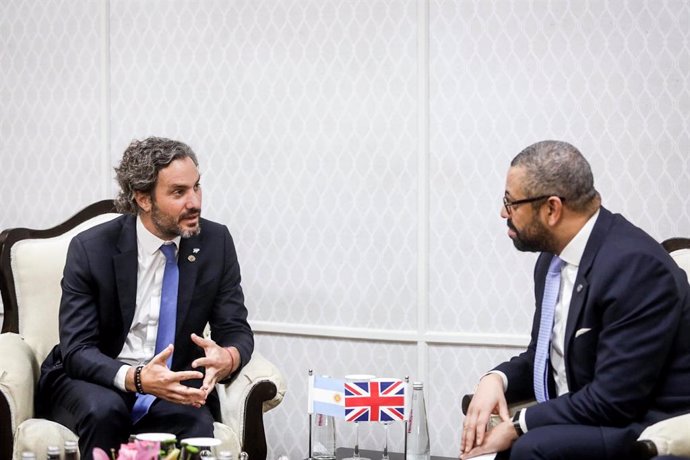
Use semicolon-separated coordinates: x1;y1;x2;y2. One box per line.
413;381;423;389
64;440;78;452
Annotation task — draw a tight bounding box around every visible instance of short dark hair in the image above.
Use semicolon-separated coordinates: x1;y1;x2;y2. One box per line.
511;140;599;212
114;137;199;214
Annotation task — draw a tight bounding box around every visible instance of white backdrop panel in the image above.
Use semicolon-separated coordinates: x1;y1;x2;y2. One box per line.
109;0;419;331
0;0;106;231
429;0;690;336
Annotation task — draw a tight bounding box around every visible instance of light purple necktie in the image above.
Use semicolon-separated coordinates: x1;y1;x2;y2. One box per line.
131;243;179;423
533;255;563;403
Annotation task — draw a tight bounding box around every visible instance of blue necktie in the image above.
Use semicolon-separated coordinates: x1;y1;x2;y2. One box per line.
533;255;563;403
131;243;179;423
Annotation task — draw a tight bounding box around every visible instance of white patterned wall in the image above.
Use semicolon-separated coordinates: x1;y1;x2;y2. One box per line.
1;1;689;459
0;0;108;231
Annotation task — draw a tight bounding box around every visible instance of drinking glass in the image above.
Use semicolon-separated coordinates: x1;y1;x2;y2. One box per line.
180;437;222;460
342;374;376;460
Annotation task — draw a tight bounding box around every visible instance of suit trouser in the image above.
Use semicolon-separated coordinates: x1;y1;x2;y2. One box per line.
495;424;640;460
45;373;215;460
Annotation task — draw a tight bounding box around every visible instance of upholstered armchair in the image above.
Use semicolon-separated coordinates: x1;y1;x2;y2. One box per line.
0;200;286;460
633;237;690;459
460;237;690;459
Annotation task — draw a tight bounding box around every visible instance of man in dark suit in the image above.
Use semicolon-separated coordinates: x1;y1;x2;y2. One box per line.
461;140;690;459
37;137;254;458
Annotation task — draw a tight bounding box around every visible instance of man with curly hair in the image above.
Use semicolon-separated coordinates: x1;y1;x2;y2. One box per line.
37;137;254;458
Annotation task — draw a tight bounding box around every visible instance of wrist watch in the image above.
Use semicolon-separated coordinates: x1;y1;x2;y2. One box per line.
512;409;524;436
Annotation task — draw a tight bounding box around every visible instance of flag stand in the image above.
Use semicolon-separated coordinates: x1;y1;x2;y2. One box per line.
403;376;409;460
308;369;313;460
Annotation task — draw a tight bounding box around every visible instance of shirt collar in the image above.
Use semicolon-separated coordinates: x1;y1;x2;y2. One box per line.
558;208;600;268
136;215;181;255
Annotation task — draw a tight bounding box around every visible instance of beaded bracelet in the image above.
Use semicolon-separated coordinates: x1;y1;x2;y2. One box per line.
134;364;146;394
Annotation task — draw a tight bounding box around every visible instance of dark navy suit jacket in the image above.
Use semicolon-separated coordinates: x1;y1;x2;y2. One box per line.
38;214;254;407
495;207;690;434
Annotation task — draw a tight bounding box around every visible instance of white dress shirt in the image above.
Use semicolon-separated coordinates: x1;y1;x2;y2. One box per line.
550;208;599;396
112;216;181;391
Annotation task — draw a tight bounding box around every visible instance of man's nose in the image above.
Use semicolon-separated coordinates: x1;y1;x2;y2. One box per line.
187;190;201;209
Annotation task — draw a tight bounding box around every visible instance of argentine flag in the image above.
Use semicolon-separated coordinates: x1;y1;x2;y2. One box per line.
308;375;345;417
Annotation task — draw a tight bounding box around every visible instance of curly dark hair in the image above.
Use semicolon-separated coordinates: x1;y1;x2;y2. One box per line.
114;137;199;214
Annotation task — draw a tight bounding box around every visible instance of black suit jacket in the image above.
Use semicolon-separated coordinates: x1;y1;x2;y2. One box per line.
38;214;254;398
495;207;690;432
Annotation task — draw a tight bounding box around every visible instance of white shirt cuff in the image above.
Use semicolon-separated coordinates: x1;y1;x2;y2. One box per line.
484;370;508;392
113;364;130;392
519;408;528;433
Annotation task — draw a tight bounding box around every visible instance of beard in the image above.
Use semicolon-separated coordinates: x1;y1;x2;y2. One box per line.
508;216;556;253
151;201;201;239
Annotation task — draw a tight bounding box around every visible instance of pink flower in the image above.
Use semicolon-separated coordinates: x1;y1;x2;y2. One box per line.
92;448;111;460
93;440;161;460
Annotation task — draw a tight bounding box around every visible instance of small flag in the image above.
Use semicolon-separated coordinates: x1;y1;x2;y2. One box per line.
345;379;408;422
308;375;345;417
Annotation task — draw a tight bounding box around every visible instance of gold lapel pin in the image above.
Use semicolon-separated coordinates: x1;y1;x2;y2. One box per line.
188;255;196;262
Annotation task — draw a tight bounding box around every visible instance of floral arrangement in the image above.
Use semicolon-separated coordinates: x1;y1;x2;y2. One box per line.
93;440;181;460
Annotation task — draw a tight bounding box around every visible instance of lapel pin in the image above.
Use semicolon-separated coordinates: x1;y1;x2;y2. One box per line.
193;248;200;254
576;284;583;293
188;255;196;262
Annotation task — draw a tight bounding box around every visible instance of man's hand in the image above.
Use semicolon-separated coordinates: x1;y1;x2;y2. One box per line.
136;345;207;408
461;373;510;455
460;420;518;459
190;333;239;396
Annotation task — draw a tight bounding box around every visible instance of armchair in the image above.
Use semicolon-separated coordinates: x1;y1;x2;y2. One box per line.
461;237;690;459
0;200;286;460
632;237;690;459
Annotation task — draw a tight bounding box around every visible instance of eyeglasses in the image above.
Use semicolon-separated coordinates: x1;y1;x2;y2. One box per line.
503;195;566;215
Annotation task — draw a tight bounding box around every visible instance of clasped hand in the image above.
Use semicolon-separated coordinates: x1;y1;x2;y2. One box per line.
460;373;517;459
135;333;237;408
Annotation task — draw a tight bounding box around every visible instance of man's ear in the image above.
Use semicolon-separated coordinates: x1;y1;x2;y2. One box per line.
544;196;563;226
134;191;152;213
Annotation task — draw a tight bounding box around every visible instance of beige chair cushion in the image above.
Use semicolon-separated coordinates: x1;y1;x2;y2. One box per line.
637;413;690;456
670;248;690;282
11;213;120;362
217;352;287;436
14;419;78;460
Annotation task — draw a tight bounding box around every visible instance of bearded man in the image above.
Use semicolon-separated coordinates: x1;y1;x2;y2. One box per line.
461;140;690;460
37;137;253;458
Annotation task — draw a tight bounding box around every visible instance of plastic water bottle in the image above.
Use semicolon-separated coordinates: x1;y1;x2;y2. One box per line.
46;446;60;460
64;441;79;460
407;382;430;460
312;413;336;460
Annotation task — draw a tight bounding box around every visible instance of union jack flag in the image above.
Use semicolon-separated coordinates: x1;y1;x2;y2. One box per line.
344;379;408;422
